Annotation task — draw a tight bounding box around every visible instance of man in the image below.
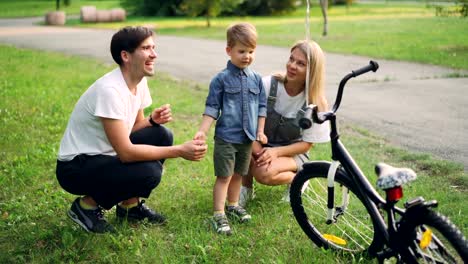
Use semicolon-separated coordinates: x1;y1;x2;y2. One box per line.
56;26;207;233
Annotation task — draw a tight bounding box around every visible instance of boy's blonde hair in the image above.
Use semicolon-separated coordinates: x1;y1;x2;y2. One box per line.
226;22;257;48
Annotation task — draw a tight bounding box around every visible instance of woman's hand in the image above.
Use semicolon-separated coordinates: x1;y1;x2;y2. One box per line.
151;104;172;125
255;147;278;167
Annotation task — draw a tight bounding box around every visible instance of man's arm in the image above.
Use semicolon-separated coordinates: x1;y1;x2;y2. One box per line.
132;104;172;132
132;109;150;132
102;117;206;163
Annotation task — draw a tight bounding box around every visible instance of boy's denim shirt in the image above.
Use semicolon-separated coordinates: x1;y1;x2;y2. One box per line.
204;60;267;144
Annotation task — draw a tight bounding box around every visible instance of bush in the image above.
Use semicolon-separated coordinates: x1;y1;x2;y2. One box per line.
120;0;184;16
228;0;298;16
121;0;298;17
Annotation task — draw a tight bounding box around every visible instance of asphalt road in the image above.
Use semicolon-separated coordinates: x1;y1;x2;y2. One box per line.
1;17;467;170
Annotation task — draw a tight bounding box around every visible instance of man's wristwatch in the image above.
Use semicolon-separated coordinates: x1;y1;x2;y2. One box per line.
148;115;159;126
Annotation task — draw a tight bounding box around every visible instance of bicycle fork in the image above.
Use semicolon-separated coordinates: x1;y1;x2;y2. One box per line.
326;160;349;225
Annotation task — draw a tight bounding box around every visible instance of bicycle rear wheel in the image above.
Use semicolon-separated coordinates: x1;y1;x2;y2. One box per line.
409;210;468;263
290;161;381;254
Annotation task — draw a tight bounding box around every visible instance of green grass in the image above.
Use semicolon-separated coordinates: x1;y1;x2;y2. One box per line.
0;0;121;18
0;44;467;263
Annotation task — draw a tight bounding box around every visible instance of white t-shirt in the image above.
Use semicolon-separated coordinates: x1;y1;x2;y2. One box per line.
262;76;330;144
58;68;152;161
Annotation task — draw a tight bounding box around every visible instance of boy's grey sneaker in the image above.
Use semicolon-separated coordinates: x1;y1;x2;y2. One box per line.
239;186;255;208
67;198;115;233
116;200;166;224
226;205;251;223
212;214;232;235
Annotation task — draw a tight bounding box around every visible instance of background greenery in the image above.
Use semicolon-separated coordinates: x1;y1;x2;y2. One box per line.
0;45;466;263
70;2;468;69
0;1;466;68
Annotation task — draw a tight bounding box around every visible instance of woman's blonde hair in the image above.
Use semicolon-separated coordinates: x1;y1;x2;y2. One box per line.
274;40;328;112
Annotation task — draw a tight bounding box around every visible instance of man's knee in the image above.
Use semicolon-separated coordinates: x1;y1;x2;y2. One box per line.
160;126;174;147
139;162;163;189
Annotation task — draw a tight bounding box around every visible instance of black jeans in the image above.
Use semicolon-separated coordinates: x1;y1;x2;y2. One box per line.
56;125;173;209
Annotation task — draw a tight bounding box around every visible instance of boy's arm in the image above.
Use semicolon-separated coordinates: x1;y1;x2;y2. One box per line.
194;115;215;140
256;116;267;144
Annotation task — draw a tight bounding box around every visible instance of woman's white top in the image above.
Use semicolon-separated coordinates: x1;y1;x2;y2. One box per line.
262;76;330;144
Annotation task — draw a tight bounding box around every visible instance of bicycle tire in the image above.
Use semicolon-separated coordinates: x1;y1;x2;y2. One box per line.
408;210;468;263
290;161;382;254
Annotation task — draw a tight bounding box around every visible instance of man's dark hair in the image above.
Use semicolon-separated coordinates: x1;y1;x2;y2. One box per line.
110;26;154;66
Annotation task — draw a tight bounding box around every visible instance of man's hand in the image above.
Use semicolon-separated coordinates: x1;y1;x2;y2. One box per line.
151;104;172;125
179;139;207;161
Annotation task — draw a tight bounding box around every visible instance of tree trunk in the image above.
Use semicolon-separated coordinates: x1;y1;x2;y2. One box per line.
319;0;328;36
206;14;211;28
56;0;60;11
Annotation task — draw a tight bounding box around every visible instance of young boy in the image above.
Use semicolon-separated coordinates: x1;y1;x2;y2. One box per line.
194;22;267;235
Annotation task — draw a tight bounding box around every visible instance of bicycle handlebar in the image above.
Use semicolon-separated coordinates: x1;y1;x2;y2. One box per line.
351;60;379;78
300;60;379;129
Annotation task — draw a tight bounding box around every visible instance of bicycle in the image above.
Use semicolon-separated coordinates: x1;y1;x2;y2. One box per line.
290;61;468;263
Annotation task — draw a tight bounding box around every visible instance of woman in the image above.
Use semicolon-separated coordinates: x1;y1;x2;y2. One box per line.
240;40;330;206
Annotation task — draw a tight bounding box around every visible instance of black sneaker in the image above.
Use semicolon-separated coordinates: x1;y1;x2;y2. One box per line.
116;200;166;224
67;198;115;233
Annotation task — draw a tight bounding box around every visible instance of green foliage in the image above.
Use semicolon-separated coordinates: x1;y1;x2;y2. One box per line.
56;0;71;10
230;0;298;16
428;0;468;17
332;0;355;6
120;3;464;69
180;0;244;26
120;0;183;16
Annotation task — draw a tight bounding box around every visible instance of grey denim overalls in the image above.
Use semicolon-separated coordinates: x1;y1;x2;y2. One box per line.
264;76;307;146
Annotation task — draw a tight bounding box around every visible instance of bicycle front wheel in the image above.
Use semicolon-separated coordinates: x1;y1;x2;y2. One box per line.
409;210;468;263
290;161;381;254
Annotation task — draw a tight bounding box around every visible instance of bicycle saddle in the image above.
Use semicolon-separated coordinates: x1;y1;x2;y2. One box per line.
375;163;417;190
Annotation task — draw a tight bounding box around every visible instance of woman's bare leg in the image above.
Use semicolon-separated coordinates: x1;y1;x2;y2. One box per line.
251;156;297;186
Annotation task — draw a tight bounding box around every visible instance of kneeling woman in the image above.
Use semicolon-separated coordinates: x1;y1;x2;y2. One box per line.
240;40;330;206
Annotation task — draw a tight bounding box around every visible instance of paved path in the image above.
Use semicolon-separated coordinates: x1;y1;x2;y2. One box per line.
1;17;467;170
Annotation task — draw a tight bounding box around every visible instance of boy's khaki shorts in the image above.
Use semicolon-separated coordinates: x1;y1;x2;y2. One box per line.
213;138;252;177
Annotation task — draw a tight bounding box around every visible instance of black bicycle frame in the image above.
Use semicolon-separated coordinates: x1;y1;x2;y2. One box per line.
322;60;409;256
327;113;391;252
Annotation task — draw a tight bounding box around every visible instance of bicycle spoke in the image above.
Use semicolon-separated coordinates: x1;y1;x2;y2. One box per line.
300;178;374;251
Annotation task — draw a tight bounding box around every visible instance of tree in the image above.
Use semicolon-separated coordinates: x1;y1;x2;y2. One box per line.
319;0;328;36
121;0;183;16
55;0;71;11
230;0;297;16
180;0;244;27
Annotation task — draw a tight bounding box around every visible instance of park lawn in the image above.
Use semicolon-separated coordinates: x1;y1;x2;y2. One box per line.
66;2;468;70
0;44;467;263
